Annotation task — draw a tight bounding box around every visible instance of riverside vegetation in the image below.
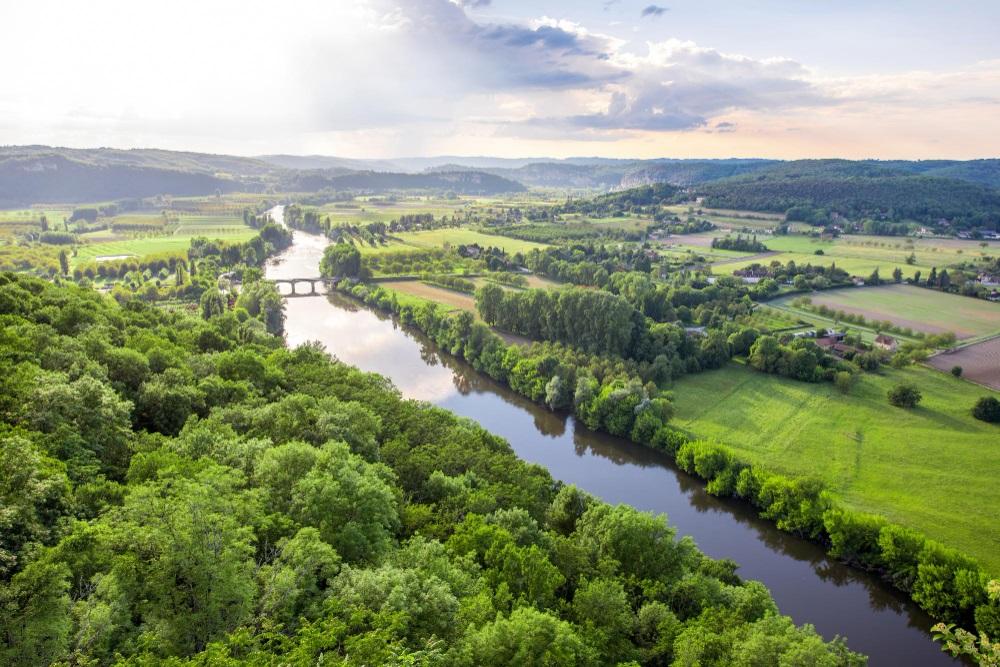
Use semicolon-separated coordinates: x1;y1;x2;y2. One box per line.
323;240;1000;664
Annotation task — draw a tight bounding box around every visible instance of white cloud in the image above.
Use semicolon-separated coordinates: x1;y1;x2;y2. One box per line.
0;0;997;157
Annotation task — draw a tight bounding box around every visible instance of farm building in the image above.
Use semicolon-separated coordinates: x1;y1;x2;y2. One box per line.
874;334;898;352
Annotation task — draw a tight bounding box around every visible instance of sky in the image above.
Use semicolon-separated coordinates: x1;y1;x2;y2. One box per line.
1;0;999;160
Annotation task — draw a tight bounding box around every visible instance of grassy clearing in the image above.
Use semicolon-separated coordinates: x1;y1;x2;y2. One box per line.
773;285;1000;339
716;233;994;279
671;361;1000;572
74;229;256;265
719;251;920;279
393;228;549;254
744;304;810;332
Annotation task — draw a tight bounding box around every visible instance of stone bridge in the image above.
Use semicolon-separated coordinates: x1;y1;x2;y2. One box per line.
272;277;336;297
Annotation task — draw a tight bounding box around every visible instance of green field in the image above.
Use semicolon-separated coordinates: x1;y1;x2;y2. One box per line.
773;284;1000;339
715;233;994;279
663;205;784;231
314;196;467;224
74;228;256;264
671;362;1000;572
364;228;549;255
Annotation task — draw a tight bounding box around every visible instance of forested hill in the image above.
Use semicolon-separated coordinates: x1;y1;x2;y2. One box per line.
0;146;525;206
0;147;261;207
426;157;1000;191
692;159;1000;229
560;181;680;217
278;169;526;195
0;272;862;665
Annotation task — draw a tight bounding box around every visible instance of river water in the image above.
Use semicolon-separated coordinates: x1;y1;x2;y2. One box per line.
265;207;954;666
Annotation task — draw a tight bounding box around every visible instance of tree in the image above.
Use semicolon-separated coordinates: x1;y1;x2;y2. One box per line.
749;335;782;373
951;365;963;378
834;371;855;394
972;396;1000;423
476;284;505;326
888;384;922;408
0;560;71;666
236;281;285;336
320;242;362;278
892;267;903;283
200;289;225;320
455;607;598;667
28;374;133;476
0;437;71;578
905;252;917;265
57;250;69;277
254;441;399;562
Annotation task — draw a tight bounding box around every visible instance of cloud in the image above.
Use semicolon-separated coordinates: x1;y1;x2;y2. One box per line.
299;2;831;139
641;5;668;18
456;0;490;6
4;0;998;158
518;38;827;135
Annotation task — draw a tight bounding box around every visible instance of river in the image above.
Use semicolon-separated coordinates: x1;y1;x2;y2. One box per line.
265;207;955;666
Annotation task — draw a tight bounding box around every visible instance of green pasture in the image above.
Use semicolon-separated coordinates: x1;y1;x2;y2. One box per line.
718;252;921;279
713;233;993;279
671;361;1000;572
74;229;256;265
391;228;549;254
773;284;1000;339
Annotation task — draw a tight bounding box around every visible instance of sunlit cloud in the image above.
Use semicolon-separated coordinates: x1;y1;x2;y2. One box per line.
0;0;997;158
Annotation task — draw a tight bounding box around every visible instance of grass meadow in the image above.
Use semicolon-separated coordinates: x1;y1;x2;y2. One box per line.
775;285;1000;339
373;228;549;255
715;234;995;279
671;361;1000;573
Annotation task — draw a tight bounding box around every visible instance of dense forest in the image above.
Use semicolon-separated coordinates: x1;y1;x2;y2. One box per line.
0;273;869;665
694;160;1000;231
278;170;526;196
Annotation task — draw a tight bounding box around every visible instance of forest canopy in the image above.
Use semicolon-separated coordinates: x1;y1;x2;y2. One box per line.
0;272;863;666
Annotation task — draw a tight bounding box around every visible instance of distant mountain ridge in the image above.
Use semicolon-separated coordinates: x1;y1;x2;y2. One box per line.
0;146;527;206
2;146;998;208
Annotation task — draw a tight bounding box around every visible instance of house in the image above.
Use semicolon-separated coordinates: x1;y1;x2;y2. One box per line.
815;337;857;358
457;243;483;259
851;276;866;287
874;334;897;352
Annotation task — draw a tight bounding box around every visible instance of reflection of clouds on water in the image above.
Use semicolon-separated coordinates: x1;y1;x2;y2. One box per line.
280;287;458;404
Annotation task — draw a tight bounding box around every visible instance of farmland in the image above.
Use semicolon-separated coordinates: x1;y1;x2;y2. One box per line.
671;361;1000;572
928;337;1000;390
361;228;549;256
714;233;995;279
773;284;1000;339
378;279;478;313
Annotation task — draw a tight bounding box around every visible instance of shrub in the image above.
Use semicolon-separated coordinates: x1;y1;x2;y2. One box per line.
972;396;1000;423
951;366;963;377
888;384;922;408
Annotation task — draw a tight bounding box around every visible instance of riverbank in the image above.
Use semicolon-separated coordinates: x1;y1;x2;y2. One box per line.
265;212;962;665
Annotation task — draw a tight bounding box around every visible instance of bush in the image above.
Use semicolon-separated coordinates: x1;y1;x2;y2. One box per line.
951;366;963;377
888;384;922;408
972;396;1000;423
